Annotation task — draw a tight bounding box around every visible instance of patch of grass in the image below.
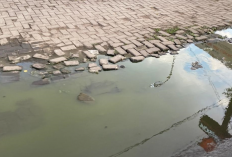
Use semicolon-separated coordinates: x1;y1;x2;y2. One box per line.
154;28;160;33
168;38;174;42
165;26;179;34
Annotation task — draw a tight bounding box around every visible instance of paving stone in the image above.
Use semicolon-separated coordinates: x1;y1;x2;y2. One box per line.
33;53;49;60
131;40;143;47
3;66;22;71
109;55;126;64
127;49;141;56
107;50;115;56
159;31;171;36
149;40;161;44
94;45;106;52
176;45;182;48
187;39;194;43
83;42;93;49
70;53;79;58
54;49;65;56
115;47;127;55
167;45;179;51
174;39;181;45
189;28;198;34
102;64;118;70
176;34;187;40
157;36;168;42
64;61;79;66
122;44;136;50
61;45;76;51
139;50;150;57
153;43;169;51
49;57;67;64
99;59;108;65
162;41;174;45
83;51;96;59
175;30;185;34
143;41;155;48
186;34;194;39
32;63;46;70
195;36;208;41
146;47;160;54
110;42;124;48
130;56;145;62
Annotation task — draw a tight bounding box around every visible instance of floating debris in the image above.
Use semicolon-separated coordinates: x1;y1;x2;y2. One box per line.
191;61;203;70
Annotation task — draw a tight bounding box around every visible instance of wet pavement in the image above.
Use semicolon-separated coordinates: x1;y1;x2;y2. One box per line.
1;29;232;157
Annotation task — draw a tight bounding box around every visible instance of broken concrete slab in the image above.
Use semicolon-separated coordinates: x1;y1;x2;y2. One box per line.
75;67;85;71
21;55;31;61
130;56;145;62
102;64;118;70
83;51;96;59
70;53;79;58
54;49;65;56
151;54;160;58
109;55;126;64
89;66;102;73
88;63;98;68
61;45;76;51
99;59;108;65
3;66;22;72
115;47;127;55
127;49;141;56
53;70;62;75
33;53;49;60
32;63;46;70
63;60;79;66
195;36;208;41
49;57;67;64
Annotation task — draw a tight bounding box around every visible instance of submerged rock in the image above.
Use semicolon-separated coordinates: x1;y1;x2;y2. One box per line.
60;68;71;74
77;93;94;101
75;67;85;71
32;78;50;85
32;63;46;70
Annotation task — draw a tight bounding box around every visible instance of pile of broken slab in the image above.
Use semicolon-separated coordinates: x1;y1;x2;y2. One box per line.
0;25;228;82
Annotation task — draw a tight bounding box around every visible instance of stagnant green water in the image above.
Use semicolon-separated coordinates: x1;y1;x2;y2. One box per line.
0;40;232;156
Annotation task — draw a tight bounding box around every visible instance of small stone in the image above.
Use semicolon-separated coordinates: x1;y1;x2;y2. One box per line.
32;63;46;70
33;53;49;60
130;56;145;62
77;93;94;101
102;64;118;70
99;59;108;65
3;66;22;72
157;36;168;42
75;67;85;71
54;49;65;56
53;70;61;75
53;64;64;70
63;61;79;66
175;30;185;34
60;68;71;74
120;65;125;68
49;57;67;64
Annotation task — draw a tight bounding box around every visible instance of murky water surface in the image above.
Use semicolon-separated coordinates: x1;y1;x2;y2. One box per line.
1;30;232;157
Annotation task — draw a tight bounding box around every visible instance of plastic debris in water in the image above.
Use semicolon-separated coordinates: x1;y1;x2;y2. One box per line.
24;70;28;73
150;84;154;88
